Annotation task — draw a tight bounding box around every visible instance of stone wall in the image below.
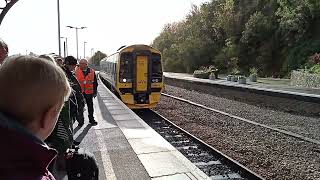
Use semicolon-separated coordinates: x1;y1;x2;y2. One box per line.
291;70;320;88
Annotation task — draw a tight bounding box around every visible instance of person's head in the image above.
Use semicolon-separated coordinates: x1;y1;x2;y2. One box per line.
0;39;8;64
55;57;64;67
38;54;57;66
79;59;88;70
0;55;71;141
64;56;78;71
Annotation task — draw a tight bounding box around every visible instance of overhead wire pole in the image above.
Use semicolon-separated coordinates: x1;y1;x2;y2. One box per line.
60;37;66;57
84;41;87;58
57;0;61;56
76;28;78;59
65;37;68;56
67;26;86;60
60;37;67;57
63;41;66;57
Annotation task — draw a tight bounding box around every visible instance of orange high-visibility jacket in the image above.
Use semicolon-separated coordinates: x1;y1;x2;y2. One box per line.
75;67;95;94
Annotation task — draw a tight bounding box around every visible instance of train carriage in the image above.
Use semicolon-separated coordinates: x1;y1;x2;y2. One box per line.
100;44;164;109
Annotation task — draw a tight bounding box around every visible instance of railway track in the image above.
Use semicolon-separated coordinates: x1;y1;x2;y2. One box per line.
135;109;264;180
162;93;320;146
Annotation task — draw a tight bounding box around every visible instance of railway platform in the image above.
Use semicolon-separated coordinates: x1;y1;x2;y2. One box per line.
164;72;320;97
163;72;320;116
54;76;209;180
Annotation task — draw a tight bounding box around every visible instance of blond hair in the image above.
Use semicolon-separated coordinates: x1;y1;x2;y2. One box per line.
0;55;71;125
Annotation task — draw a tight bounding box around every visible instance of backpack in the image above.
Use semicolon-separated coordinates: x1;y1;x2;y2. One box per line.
65;147;99;180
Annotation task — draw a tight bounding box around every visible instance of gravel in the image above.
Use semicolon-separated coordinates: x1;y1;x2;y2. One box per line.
162;85;320;141
154;85;320;180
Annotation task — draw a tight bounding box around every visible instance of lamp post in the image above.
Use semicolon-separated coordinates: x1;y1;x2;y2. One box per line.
60;37;68;57
66;26;87;60
57;0;61;56
91;48;94;57
84;41;87;58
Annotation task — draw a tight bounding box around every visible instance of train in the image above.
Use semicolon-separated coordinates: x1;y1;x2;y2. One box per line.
99;44;164;109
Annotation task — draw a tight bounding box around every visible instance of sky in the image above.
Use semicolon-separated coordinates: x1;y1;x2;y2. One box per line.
0;0;208;58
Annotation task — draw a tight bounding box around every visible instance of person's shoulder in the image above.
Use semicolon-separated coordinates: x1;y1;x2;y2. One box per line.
62;66;70;74
89;68;96;74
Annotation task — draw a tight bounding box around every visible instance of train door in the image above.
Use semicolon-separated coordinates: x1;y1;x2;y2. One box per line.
136;56;148;92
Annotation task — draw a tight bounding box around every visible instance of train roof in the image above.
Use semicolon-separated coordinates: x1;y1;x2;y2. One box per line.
117;44;161;54
101;45;162;62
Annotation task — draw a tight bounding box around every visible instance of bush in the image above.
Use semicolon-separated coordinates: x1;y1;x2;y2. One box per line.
231;68;241;75
308;53;320;66
249;67;258;76
309;64;320;75
285;40;320;72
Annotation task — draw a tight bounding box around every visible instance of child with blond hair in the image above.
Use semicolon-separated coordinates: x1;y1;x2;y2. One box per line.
0;55;71;179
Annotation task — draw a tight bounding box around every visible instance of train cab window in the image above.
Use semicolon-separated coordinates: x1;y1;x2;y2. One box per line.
151;53;162;82
119;53;132;83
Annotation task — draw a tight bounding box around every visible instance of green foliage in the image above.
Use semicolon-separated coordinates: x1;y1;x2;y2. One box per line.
152;0;320;77
241;12;274;45
309;64;320;74
231;68;241;75
89;51;107;66
250;67;258;75
285;40;320;72
276;0;320;45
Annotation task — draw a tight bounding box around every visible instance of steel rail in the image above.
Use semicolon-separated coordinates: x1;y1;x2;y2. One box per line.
137;109;265;180
162;93;320;145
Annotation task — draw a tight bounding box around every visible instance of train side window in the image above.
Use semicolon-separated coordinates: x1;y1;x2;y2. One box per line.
119;52;132;83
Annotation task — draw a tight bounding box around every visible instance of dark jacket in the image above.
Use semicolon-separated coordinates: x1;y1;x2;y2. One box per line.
63;66;85;113
45;101;73;154
82;68;98;95
0;112;57;180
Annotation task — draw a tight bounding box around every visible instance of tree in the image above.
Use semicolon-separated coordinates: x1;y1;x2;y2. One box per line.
89;51;107;66
152;0;320;77
0;0;18;26
276;0;313;45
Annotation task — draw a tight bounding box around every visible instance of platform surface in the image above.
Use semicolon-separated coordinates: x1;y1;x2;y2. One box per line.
164;72;320;98
53;77;209;180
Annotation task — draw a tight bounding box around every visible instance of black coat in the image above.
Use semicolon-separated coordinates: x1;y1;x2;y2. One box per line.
63;66;85;117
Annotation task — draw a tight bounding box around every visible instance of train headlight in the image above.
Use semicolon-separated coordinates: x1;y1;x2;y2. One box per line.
123;79;127;83
152;79;159;83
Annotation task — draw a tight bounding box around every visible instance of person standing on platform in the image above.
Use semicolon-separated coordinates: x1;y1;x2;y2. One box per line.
0;39;8;65
63;56;85;127
75;59;98;125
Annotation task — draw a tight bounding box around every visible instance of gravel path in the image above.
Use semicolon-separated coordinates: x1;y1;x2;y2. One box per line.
154;85;320;180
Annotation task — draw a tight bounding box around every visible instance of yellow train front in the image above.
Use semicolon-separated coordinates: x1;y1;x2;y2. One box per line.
99;44;164;109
